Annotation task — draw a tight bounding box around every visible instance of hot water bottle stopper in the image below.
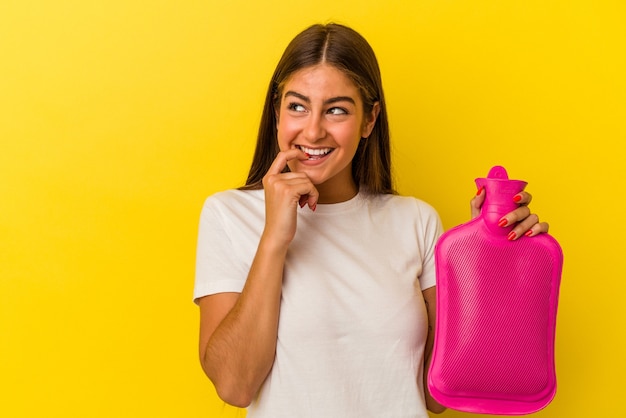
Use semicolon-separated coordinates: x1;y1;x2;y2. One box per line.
427;165;563;415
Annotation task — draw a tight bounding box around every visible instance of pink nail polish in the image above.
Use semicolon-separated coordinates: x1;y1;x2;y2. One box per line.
507;231;517;241
498;218;508;227
312;203;317;212
525;230;533;237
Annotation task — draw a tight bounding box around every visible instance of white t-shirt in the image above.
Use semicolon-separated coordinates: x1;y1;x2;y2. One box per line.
194;189;443;418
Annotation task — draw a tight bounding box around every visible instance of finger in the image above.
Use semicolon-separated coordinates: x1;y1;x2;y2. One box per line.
265;171;309;184
266;149;308;176
499;205;531;228
262;171;307;193
266;172;319;211
513;191;533;206
523;221;550;238
304;185;319;211
470;187;486;219
507;213;539;240
292;186;319;212
291;178;319;211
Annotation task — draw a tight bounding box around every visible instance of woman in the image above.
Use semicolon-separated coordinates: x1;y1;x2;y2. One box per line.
194;23;547;417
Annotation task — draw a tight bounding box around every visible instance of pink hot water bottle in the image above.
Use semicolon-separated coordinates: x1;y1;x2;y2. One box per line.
428;166;563;415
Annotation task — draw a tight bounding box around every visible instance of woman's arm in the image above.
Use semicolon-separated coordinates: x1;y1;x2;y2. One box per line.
198;235;288;408
422;286;446;414
198;149;318;408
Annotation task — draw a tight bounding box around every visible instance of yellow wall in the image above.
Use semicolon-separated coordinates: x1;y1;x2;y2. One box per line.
1;1;624;417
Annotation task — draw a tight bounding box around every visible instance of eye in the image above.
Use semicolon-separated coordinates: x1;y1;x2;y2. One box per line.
287;102;306;112
328;107;348;115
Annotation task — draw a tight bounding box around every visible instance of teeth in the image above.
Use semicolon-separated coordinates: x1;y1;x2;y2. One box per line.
298;145;332;156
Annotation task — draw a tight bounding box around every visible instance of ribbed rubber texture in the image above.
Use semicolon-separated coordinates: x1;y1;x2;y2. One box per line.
437;231;555;396
428;167;563;415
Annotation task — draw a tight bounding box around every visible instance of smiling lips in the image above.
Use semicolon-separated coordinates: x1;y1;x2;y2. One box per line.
297;145;334;160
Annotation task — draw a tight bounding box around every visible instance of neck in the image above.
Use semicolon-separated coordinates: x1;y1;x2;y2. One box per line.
316;180;358;204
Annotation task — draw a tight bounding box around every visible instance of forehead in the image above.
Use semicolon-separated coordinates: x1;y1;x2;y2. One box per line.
282;64;361;102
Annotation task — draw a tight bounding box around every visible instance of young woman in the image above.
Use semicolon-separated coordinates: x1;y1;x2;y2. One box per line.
194;23;548;417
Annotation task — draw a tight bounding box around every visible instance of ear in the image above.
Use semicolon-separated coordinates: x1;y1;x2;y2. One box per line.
361;101;380;138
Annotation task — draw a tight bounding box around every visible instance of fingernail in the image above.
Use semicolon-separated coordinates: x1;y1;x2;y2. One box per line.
476;186;484;196
525;230;533;237
498;218;508;227
311;203;317;212
513;194;522;203
507;231;517;241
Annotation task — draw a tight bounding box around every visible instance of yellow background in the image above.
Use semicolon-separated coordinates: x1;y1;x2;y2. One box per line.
1;1;624;417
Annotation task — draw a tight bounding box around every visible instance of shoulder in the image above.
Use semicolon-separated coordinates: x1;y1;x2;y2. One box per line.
200;189;265;223
366;193;444;241
367;193;440;221
202;189;264;211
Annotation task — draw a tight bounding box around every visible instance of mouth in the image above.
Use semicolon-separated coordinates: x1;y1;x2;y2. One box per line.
296;145;335;160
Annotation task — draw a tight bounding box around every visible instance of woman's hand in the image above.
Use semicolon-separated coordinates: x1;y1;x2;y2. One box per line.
262;149;319;246
471;188;550;240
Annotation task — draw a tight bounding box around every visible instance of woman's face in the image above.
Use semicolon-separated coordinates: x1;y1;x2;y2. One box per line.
276;64;379;203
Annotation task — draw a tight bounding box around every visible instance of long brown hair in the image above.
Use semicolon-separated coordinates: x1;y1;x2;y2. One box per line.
241;23;394;194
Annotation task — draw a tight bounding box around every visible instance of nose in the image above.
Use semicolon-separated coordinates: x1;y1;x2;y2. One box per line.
303;113;326;142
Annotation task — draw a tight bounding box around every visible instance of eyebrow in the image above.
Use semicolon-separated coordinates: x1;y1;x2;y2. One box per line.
284;90;356;106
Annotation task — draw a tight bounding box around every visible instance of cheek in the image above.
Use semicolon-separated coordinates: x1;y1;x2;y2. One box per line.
334;126;362;151
276;119;299;149
275;120;287;149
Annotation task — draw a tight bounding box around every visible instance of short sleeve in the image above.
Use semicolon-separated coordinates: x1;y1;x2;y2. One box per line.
193;195;247;303
417;202;444;291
